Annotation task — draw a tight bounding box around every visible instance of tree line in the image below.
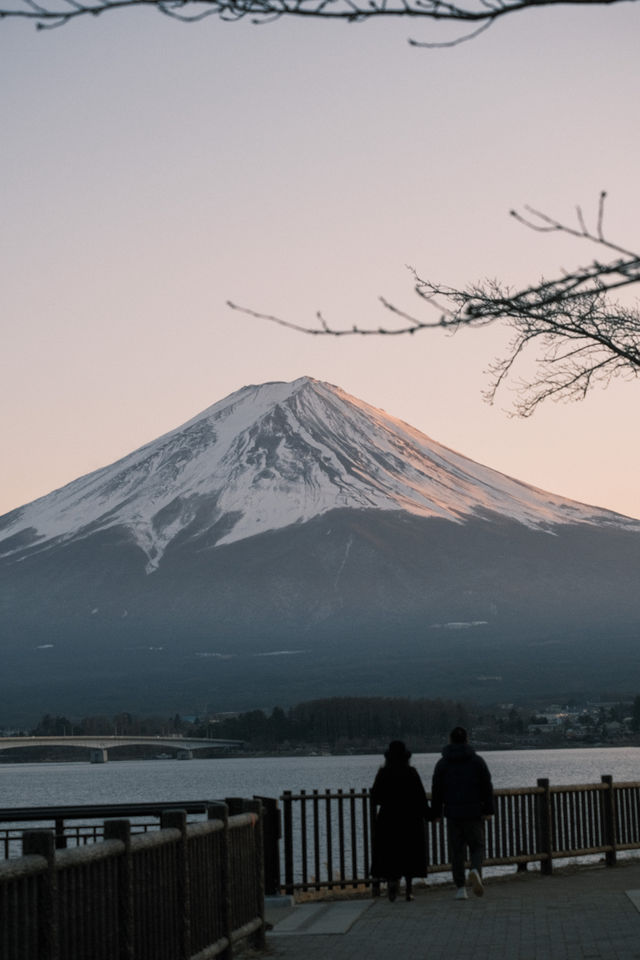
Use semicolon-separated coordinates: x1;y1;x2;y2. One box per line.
195;696;470;748
23;694;640;749
25;696;469;749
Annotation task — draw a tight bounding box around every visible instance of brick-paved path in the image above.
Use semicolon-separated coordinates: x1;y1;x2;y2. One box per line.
267;861;640;960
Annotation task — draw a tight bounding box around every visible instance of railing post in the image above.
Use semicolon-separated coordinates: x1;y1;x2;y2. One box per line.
254;795;281;896
54;817;66;850
369;792;380;897
104;819;133;960
282;791;294;896
23;829;58;960
601;775;617;867
161;809;191;960
244;799;266;950
209;801;232;960
535;778;553;875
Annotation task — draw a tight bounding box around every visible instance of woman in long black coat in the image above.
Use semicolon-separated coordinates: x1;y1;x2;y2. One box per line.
370;740;430;901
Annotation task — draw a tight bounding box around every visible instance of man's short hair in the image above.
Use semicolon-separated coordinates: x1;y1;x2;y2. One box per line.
449;726;468;744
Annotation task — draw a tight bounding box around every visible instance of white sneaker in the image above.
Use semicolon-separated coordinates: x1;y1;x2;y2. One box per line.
455;887;468;900
469;869;484;897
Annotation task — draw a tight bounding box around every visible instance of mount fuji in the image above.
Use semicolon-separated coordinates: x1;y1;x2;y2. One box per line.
2;377;640;724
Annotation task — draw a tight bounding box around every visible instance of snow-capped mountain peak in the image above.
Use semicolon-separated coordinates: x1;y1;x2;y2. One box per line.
1;376;637;572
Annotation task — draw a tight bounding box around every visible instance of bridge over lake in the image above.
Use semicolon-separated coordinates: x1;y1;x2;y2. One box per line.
0;735;244;762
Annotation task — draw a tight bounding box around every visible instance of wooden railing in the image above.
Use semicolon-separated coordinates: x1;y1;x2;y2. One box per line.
0;799;265;960
0;801;216;859
280;776;640;892
2;776;639;913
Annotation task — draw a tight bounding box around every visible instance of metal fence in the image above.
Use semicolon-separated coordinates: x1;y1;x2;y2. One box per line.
0;799;264;960
280;776;640;892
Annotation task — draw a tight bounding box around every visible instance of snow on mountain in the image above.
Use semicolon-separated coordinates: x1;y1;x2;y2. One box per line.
1;376;637;572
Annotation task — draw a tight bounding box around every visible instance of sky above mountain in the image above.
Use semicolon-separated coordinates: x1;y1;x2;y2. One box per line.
1;4;639;521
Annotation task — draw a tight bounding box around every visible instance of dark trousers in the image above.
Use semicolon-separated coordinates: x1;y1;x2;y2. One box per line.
447;818;485;888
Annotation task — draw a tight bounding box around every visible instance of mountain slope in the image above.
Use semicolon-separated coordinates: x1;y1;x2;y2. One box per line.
1;377;639;725
1;377;636;574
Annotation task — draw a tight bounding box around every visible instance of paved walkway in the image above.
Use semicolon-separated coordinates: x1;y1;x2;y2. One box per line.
265;860;640;960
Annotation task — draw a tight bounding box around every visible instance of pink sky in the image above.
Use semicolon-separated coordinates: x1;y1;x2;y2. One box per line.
1;3;639;520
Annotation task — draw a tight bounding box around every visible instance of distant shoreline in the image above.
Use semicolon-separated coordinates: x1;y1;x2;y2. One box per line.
2;739;640;764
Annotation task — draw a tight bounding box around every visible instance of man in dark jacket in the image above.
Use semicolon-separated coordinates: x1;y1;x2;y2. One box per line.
431;726;494;899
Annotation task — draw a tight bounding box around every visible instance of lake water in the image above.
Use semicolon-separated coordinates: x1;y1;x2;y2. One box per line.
1;745;639;808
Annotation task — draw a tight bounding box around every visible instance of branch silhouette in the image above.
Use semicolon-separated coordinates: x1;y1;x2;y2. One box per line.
229;194;640;417
2;0;636;44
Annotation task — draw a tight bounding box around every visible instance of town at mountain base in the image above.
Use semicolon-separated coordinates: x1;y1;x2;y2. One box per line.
1;378;639;725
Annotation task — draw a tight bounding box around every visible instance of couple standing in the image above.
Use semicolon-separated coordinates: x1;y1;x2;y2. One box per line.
370;727;494;901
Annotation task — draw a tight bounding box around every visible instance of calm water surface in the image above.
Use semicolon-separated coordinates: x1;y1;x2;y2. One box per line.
1;746;639;808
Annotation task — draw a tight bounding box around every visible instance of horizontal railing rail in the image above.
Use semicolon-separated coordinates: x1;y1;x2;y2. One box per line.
0;800;218;859
280;776;640;893
0;799;265;960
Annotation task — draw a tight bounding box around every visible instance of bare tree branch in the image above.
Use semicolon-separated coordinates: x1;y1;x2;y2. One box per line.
230;194;640;416
1;0;637;42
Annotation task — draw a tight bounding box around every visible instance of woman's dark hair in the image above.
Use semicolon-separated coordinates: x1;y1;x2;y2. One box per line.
449;726;468;745
384;740;411;763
